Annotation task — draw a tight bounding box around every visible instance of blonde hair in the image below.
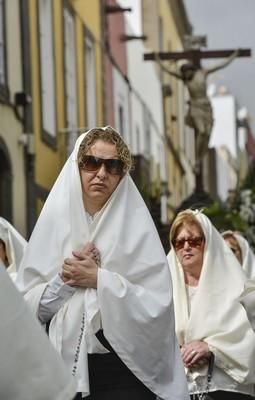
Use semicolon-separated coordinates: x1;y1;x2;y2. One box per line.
78;126;132;173
170;209;204;245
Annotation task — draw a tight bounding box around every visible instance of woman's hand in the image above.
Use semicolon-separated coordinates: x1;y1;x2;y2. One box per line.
61;256;98;288
73;242;101;266
181;340;210;368
60;242;101;288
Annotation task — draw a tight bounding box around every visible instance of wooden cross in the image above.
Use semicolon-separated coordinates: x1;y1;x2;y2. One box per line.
144;48;251;193
144;48;251;67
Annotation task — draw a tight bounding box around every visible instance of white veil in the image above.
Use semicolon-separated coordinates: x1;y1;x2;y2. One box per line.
17;129;188;400
167;210;255;384
0;217;27;280
235;233;255;278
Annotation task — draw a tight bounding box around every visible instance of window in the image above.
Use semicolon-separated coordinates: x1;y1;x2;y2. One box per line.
0;0;8;100
64;7;78;155
118;105;124;135
38;0;56;141
136;125;141;154
84;31;96;128
143;107;151;159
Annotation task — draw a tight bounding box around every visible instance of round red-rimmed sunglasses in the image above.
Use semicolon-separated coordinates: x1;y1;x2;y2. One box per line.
79;155;125;176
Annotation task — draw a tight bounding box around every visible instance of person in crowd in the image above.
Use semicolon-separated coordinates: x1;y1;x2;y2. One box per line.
0;216;27;281
167;209;255;400
222;230;255;278
16;126;188;400
0;263;75;400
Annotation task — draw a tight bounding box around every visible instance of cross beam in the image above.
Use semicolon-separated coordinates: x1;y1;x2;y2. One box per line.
144;48;251;62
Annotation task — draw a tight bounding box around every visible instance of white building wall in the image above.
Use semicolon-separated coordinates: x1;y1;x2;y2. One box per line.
119;0;196;209
112;66;131;147
129;92;167;183
127;38;163;135
129;93;144;155
125;24;165;172
121;6;169;221
209;95;237;158
215;147;237;201
209;94;238;200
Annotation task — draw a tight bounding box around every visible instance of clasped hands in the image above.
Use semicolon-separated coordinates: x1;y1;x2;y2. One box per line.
181;340;210;369
60;242;100;289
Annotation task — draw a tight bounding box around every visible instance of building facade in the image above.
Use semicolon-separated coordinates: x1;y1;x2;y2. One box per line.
142;0;195;219
0;0;27;236
1;0;105;235
1;0;215;242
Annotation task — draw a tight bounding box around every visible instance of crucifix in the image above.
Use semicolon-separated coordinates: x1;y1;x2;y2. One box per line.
144;47;251;192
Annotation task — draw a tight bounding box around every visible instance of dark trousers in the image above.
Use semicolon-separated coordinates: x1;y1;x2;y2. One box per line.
74;352;156;400
191;391;253;400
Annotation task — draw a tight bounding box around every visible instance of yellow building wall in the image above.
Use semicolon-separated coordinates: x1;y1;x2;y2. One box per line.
29;0;63;194
54;0;66;167
29;0;104;214
70;0;104;127
159;0;185;215
0;0;27;235
76;18;86;129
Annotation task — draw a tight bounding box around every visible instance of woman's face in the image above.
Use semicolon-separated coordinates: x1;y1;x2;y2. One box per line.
173;223;205;271
79;139;123;214
224;236;242;265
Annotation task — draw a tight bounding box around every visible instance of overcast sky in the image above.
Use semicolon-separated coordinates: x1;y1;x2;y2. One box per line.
183;0;255;133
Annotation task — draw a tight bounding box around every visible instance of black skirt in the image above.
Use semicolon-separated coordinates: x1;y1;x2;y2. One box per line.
191;391;253;400
74;330;156;400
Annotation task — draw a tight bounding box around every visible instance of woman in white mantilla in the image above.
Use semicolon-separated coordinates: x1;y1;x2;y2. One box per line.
17;126;188;400
222;230;255;278
167;209;255;400
0;216;27;281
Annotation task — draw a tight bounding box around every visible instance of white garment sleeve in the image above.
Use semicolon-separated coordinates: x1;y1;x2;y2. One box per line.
38;273;75;323
208;343;230;371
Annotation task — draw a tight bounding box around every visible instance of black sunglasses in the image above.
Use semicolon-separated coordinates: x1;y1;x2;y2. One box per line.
173;236;204;251
79;155;125;175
